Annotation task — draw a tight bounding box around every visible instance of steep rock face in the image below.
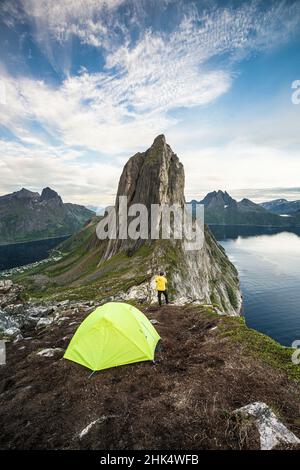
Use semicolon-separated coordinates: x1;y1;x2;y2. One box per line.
0;187;95;243
117;135;185;207
102;135;241;315
40;187;63;203
17;137;241;315
104;134;185;259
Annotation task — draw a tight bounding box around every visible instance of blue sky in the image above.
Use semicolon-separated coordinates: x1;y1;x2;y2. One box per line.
0;0;300;206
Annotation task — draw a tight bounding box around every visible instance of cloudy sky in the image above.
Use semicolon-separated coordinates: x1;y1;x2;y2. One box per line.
0;0;300;206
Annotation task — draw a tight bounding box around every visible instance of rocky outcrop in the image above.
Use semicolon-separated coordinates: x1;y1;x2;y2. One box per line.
0;280;96;341
0;280;23;307
234;402;300;450
0;187;95;244
101;135;241;315
103;134;185;259
40;187;62;202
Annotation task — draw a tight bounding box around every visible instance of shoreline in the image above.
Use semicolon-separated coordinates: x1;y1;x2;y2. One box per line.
0;234;71;247
1;224;300;247
207;223;300;228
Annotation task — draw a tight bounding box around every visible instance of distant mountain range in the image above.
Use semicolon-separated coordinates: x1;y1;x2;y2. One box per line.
188;190;300;226
86;205;105;216
2;184;299;245
0;187;95;244
260;198;300;215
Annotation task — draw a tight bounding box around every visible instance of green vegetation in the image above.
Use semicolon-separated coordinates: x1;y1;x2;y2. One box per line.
219;315;300;382
225;283;239;310
13;227;155;302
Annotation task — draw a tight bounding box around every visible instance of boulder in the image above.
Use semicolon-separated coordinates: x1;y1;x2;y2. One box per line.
36;317;54;328
234;401;300;450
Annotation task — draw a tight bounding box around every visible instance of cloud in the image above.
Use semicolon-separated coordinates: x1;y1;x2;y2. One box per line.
3;1;300;153
0;139;120;205
13;0;300;50
181;140;300;202
21;0;126;43
1;0;300;203
230;187;300;203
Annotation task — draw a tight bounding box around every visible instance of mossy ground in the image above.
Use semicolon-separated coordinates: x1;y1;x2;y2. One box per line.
218;314;300;382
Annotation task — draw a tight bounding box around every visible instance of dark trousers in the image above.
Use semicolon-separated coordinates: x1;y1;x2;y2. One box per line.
157;290;169;306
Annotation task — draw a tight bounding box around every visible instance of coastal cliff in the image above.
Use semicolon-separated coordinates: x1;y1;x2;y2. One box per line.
12;136;241;314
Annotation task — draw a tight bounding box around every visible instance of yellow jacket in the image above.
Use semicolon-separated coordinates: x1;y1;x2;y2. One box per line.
155;275;167;291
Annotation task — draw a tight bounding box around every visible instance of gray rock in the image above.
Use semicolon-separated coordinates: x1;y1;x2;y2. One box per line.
0;280;13;293
4;326;21;337
0;281;23;307
234;401;300;450
13;333;23;343
36;317;54;328
56;316;70;324
36;348;64;358
3;303;25;315
0;310;19;331
26;305;54;317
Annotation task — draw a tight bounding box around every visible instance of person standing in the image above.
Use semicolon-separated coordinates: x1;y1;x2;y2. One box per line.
155;272;169;307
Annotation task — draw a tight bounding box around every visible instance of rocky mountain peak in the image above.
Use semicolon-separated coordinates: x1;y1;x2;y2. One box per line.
40;187;61;202
103;135;185;259
15;188;39;199
0;186;94;243
201;190;237;209
152;133;166;146
238;198;258;207
99;136;241;315
116;134;185;210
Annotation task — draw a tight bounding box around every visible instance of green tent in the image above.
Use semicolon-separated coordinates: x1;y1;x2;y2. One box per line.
64;302;160;371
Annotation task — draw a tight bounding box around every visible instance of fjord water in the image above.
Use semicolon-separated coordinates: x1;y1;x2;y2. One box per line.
210;225;300;346
0;236;68;271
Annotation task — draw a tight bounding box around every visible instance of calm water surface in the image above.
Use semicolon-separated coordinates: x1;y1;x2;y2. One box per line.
210;225;300;346
0;236;69;271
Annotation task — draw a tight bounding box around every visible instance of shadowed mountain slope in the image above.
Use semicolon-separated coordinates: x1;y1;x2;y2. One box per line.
0;187;95;244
